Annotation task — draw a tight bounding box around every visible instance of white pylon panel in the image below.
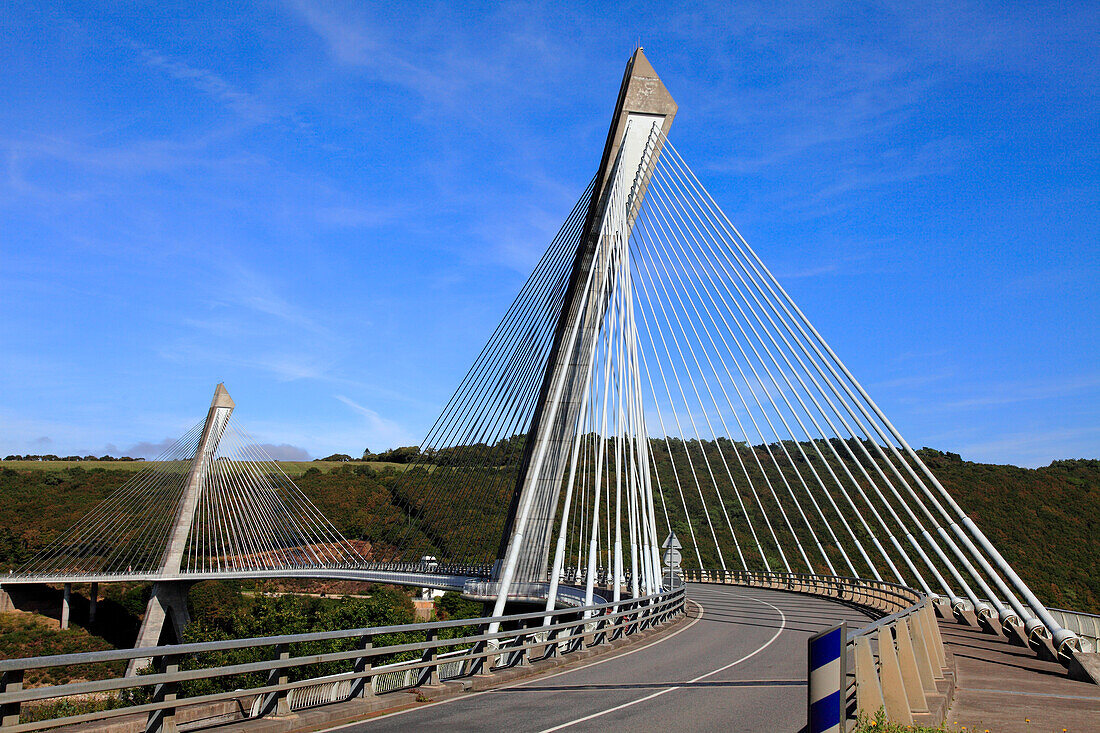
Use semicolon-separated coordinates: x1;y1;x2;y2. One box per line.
493;120;667;617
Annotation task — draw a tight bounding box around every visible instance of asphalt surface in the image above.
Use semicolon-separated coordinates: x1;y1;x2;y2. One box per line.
324;583;873;733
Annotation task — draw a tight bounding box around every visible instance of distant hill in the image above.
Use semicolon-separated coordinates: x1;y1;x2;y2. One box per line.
912;450;1098;612
1;446;1096;613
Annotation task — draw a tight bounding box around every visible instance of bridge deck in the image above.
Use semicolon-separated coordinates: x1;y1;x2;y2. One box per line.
322;583;874;732
942;620;1100;730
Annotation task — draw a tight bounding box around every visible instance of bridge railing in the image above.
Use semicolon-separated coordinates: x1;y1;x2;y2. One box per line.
1037;607;1099;653
678;568;923;616
0;586;685;732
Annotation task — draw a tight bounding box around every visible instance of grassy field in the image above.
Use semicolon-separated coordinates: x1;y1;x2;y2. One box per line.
0;460;413;476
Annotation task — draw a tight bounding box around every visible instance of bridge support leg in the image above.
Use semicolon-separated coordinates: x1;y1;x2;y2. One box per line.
1068;649;1100;686
0;584;13;613
146;653;180;733
60;583;71;630
88;582;98;625
128;582;191;676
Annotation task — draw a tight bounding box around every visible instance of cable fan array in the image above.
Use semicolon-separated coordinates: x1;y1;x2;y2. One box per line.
492;121;665;615
395;118;1069;645
616;130;1067;642
15;416;364;578
380;178;598;567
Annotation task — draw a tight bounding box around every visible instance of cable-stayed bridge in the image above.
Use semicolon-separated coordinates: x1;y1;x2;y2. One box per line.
2;50;1097;732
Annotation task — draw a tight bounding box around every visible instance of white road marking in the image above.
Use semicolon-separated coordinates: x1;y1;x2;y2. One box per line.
535;595;788;733
319;599;706;731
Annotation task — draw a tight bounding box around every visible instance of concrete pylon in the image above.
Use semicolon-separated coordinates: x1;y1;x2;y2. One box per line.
496;49;678;589
60;583;71;630
127;384;234;676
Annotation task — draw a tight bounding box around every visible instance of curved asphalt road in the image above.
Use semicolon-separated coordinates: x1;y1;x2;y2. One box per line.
324;584;873;733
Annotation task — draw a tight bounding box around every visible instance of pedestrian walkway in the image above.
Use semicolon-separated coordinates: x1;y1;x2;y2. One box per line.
941;621;1100;731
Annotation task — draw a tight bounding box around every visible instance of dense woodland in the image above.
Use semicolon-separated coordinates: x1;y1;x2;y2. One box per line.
1;444;1097;613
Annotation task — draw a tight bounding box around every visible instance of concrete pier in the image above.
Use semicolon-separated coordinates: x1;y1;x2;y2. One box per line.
60;583;71;630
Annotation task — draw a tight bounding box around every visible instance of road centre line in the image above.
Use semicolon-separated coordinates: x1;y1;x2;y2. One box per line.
535;596;788;733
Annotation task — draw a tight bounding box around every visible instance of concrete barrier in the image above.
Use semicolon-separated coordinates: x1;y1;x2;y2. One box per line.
850;601;951;728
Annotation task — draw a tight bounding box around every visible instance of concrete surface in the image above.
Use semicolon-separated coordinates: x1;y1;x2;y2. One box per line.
941;620;1100;731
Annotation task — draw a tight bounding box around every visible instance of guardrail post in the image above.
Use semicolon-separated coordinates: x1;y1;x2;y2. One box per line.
853;635;884;720
894;620;928;713
613;606;627;640
569;610;586;653
146;653;181;733
423;627;441;684
1;669;24;728
807;623;846;733
475;624;498;675
593;613;609;646
60;583;71;630
876;627;913;724
623;602;636;637
350;634;373;698
264;643;291;717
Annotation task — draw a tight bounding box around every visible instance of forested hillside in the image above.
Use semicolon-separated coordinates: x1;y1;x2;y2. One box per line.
1;446;1096;612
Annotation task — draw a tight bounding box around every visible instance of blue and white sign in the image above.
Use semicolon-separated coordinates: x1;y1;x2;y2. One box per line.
807;622;847;733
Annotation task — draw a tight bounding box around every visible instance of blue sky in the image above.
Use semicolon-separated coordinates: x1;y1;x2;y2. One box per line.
1;1;1096;467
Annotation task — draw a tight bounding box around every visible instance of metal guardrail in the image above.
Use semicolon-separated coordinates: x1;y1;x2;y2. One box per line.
247;645;480;717
1;562;495;588
679;568;923;616
1046;607;1100;653
0;586;686;732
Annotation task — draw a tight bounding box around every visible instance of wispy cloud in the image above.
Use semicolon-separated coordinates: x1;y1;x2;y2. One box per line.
209;264;332;338
286;0;480;104
871;371;953;391
314;204;398;228
129;41;272;123
334;394;411;449
937;374;1100;410
254;443;312;461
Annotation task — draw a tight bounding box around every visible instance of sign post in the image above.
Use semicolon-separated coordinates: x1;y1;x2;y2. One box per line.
661;531;683;587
